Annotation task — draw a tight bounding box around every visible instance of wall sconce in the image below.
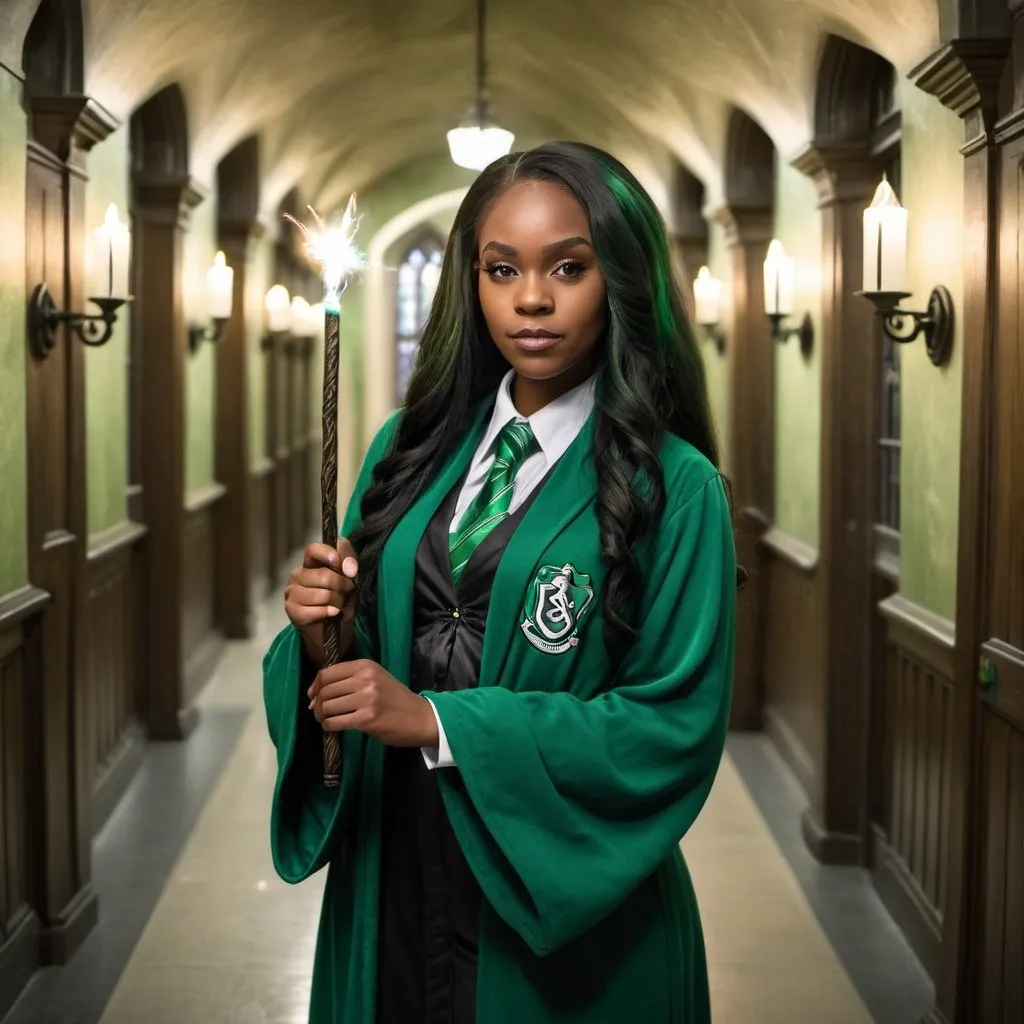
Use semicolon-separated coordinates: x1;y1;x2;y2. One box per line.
693;266;725;354
763;239;813;357
188;250;234;353
29;202;131;360
262;284;291;350
855;176;954;367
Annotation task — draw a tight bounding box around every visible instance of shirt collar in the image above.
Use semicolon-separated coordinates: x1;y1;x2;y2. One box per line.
479;367;596;464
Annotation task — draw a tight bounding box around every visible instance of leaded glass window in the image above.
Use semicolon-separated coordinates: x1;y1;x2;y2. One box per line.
396;238;443;401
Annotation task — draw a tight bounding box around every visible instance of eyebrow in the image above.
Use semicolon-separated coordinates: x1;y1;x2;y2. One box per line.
480;236;594;259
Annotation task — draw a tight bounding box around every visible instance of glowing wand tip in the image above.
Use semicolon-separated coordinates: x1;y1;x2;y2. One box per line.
285;194;364;313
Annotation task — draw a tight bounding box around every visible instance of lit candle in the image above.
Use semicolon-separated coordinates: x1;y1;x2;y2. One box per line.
290;296;311;337
693;266;722;326
763;239;794;316
862;176;907;293
264;285;291;333
91;202;131;300
206;251;234;320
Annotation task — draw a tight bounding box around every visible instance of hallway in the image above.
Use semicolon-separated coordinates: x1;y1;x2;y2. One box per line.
4;598;930;1024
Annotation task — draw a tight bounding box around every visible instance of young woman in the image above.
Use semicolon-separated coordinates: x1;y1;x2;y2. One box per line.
264;141;737;1024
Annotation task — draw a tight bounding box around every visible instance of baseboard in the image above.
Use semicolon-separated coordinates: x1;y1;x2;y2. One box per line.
92;721;148;835
38;884;98;965
763;704;814;802
0;908;40;1020
801;807;862;865
871;826;941;981
148;702;201;742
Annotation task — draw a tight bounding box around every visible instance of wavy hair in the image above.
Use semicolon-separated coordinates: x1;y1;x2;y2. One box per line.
349;141;729;660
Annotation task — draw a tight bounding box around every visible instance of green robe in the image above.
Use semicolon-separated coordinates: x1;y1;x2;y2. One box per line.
263;397;736;1023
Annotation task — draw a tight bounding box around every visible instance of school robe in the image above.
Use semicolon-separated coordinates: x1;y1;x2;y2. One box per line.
263;395;737;1023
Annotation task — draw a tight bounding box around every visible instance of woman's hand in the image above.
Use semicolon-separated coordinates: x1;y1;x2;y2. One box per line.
308;660;440;749
284;538;359;666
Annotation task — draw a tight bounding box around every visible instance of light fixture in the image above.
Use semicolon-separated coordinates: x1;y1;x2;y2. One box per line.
855;176;954;367
188;250;234;353
693;266;725;354
447;0;514;171
29;202;131;359
261;284;291;351
763;239;813;356
290;296;313;337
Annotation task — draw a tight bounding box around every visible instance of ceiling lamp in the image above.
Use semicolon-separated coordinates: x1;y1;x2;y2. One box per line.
447;0;514;171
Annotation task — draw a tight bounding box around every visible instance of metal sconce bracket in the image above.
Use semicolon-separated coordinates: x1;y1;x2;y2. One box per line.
29;283;128;360
768;312;814;358
701;324;726;355
855;286;954;367
188;318;228;354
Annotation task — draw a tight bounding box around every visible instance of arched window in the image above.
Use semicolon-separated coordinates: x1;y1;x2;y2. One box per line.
395;233;444;401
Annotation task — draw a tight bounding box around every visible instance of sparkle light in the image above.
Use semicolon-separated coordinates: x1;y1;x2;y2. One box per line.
285;195;363;313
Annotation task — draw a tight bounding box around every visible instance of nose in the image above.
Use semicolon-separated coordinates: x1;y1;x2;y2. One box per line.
513;272;554;317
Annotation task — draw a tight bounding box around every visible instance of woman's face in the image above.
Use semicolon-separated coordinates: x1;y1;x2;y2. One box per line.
475;179;607;414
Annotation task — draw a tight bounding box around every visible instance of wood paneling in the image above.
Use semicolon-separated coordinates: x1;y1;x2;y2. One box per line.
0;587;48;1021
871;594;955;980
83;521;147;834
250;457;274;609
181;485;226;722
759;529;822;806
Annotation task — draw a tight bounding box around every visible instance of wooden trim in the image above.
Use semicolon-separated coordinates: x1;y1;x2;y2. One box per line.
878;593;956;678
0;586;51;631
250;456;274;478
184;481;227;515
0;910;40;1021
86;519;147;562
760;527;818;572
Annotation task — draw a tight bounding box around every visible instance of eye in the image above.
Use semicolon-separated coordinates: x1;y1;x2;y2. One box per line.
554;260;587;280
483;262;516;280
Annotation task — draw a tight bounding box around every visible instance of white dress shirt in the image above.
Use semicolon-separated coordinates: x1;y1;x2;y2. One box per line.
421;368;596;769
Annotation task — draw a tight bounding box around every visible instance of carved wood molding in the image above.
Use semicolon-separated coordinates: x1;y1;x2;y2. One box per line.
790;143;883;206
250;456;275;479
86;519;147;564
0;585;52;632
184;481;228;516
706;203;773;246
30;95;120;162
134;176;208;228
878;592;956;679
761;526;820;573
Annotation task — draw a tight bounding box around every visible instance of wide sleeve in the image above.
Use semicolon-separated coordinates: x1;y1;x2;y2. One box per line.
425;472;736;955
264;410;400;883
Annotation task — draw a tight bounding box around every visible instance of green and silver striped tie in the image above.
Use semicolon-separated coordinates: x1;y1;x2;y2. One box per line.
450;419;539;586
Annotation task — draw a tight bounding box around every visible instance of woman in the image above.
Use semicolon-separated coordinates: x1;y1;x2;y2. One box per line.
264;141;737;1024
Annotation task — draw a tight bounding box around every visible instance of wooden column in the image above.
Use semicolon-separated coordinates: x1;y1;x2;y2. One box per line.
24;96;119;963
715;204;774;730
135;176;207;739
215;220;262;638
791;147;886;863
910;36;1010;1024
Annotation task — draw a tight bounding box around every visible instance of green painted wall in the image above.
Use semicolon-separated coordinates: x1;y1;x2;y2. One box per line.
772;158;822;548
84;127;130;535
897;82;964;621
0;68;29;594
184;196;218;495
702;217;730;472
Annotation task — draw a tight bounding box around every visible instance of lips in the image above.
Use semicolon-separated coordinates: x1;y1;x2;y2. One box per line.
509;328;563;353
509;329;561;339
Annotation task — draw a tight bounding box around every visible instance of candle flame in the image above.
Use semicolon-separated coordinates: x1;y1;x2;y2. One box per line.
103;202;120;230
869;177;901;209
214;250;227;267
285;195;363;313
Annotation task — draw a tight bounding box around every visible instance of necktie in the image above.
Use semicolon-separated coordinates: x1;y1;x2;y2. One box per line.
450;419;539;586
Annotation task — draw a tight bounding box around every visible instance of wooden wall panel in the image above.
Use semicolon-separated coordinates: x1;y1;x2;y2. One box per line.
250;458;273;609
181;486;226;718
871;594;955;981
0;588;48;1021
760;529;822;804
83;523;147;834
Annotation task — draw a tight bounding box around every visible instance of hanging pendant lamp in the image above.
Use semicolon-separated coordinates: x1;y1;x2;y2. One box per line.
447;0;514;171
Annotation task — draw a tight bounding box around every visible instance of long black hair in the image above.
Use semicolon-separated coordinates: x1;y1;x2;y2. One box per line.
350;141;728;660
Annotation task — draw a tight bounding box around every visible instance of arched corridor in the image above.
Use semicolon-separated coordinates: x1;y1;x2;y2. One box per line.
0;1;1020;1021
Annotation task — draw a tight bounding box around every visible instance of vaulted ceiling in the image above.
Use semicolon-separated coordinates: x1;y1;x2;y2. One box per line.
5;0;941;214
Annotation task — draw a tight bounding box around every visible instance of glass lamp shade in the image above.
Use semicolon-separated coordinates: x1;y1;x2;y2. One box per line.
447;125;515;171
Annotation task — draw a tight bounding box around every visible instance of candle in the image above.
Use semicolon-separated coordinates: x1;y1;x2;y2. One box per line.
90;202;131;300
693;266;722;326
862;177;907;293
206;251;234;320
763;239;794;316
290;296;312;336
265;285;291;333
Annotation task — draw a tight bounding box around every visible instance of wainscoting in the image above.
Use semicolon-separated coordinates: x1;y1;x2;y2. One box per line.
182;484;227;722
872;593;954;980
83;521;147;834
759;527;822;804
0;586;49;1020
250;457;274;609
